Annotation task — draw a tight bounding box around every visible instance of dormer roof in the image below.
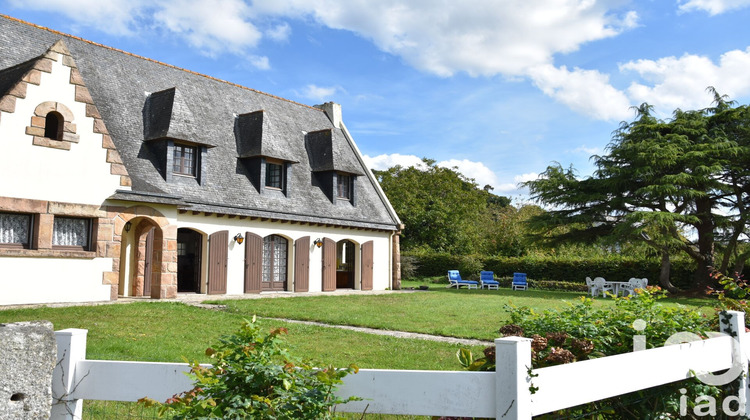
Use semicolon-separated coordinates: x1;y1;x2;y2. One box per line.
235;110;298;162
144;87;216;147
306;129;364;175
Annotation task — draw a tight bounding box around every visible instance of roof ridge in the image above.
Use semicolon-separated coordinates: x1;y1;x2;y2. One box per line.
0;13;324;113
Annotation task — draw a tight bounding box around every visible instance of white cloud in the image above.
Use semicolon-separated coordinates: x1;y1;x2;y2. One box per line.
153;0;261;55
437;159;500;188
678;0;750;15
252;0;638;77
300;84;340;101
7;0;146;35
363;154;500;189
489;173;539;194
363;153;426;171
248;55;271;70
514;173;540;183
11;0;263;56
620;48;750;112
266;22;292;42
10;0;642;121
529;64;632;121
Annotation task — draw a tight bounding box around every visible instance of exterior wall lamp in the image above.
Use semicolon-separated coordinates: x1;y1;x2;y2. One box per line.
234;233;244;244
313;238;323;248
124;221;132;233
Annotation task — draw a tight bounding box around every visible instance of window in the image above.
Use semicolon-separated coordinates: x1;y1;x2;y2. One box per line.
0;212;32;248
44;111;64;140
265;162;283;189
173;143;197;176
53;217;91;250
337;173;351;200
262;235;287;283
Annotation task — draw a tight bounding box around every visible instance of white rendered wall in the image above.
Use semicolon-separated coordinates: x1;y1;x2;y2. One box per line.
176;214;393;294
0;54;125;205
0;256;112;305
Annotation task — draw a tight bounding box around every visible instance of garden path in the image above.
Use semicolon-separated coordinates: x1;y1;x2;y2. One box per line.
259;317;492;347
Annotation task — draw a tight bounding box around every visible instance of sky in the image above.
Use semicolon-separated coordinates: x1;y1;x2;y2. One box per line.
3;0;750;203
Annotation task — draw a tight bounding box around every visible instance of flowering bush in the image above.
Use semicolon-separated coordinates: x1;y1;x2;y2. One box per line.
457;287;726;418
139;316;359;420
707;269;750;322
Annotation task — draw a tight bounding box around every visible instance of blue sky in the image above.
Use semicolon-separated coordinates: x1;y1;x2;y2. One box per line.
4;0;750;202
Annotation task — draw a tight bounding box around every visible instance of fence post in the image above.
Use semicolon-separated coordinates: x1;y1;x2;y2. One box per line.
722;311;750;415
495;336;533;419
50;329;88;420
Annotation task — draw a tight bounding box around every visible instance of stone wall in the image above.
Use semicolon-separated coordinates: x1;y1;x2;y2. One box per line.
0;321;56;419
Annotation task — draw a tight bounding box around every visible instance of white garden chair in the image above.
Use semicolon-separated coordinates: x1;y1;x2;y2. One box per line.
591;277;614;297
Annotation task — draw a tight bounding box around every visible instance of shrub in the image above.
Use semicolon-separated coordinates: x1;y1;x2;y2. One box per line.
140;317;359;419
400;255;419;279
458;288;725;417
405;251;695;288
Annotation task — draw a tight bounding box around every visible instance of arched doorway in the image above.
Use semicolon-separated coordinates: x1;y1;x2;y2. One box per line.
262;235;288;291
177;228;203;293
336;240;356;289
117;216;163;298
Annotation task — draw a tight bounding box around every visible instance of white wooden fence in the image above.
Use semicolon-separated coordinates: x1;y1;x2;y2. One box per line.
50;311;750;419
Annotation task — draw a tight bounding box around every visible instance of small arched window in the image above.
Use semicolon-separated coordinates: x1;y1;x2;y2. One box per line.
44;111;64;140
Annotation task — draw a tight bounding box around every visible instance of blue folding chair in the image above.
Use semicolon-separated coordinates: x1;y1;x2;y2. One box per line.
512;272;528;290
447;270;479;289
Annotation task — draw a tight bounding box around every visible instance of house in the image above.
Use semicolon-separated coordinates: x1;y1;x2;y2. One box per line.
0;15;403;306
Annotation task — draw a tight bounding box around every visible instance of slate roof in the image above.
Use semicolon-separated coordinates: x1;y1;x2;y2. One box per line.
0;15;400;231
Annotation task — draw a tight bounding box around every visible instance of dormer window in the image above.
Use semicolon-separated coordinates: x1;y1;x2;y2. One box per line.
173;143;197;177
44;111;64;140
337;173;351;200
265;160;284;190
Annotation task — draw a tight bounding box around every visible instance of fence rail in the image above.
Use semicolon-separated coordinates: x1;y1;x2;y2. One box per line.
51;311;750;419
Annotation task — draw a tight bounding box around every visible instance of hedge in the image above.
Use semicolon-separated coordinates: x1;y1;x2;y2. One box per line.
404;252;695;289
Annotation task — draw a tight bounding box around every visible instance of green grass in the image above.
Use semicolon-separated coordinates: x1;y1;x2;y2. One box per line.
0;302;482;370
212;285;716;341
0;287;718;419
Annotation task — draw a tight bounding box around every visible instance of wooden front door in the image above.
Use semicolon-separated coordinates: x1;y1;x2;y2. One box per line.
208;230;228;295
294;236;310;292
322;238;336;291
361;241;373;291
244;232;262;293
143;227;154;296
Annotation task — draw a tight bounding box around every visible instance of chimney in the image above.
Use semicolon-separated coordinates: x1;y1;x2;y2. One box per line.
314;102;342;128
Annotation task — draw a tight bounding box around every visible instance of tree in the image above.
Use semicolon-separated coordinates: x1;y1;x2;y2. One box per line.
524;90;750;291
374;159;509;254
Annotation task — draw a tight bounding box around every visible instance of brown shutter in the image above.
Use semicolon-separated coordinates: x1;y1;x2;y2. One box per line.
143;227;154;296
361;240;373;291
244;232;262;293
294;236;310;292
322;237;336;291
208;230;228;294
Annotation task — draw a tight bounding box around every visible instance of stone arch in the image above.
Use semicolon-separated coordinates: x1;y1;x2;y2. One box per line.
110;205;177;299
27;101;79;150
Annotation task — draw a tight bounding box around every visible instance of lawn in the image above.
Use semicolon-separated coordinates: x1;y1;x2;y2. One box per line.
0;286;718;419
211;284;717;341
